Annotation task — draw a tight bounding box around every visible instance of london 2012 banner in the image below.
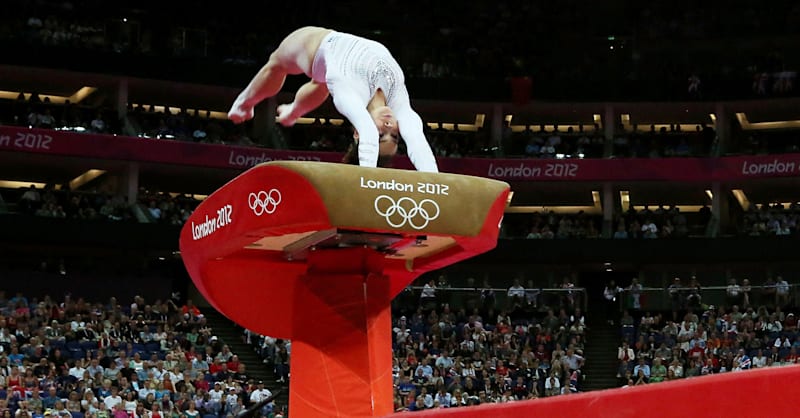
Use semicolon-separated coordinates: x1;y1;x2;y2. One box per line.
2;126;799;182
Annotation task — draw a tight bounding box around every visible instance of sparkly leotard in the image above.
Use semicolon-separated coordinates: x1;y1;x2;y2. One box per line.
311;31;438;172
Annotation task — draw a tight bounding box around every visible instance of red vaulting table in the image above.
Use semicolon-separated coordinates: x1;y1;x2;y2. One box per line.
179;161;510;418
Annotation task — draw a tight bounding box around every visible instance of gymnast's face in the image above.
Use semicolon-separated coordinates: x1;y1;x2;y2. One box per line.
371;106;400;157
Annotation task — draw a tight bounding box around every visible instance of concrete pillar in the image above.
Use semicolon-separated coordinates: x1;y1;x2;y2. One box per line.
491;103;505;156
125;162;139;205
252;97;278;147
603;104;615;157
117;79;129;120
602;182;615;238
714;103;728;156
711;181;729;237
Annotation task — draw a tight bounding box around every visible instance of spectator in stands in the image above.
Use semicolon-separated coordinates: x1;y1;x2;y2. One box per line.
649;358;666;383
39;109;56;129
603;281;623;325
618;341;634;364
419;280;437;310
180;301;202;321
726;278;741;308
776;276;790;307
249;381;273;415
507;278;526;309
90;112;106;133
632;357;650;382
18;185;41;214
641;219;658;239
613;223;629;239
273;345;289;384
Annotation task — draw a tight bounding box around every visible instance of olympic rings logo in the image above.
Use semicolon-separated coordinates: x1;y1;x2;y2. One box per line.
374;195;440;230
248;189;282;216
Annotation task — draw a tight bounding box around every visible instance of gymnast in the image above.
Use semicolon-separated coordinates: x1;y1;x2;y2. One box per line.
227;26;439;172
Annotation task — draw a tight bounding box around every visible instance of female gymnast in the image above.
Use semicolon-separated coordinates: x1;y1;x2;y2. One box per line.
228;26;439;172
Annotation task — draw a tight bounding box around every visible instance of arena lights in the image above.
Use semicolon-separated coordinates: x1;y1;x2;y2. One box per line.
54;126;86;132
593;113;603;128
736;113;800;130
555;153;586;159
0;181;50;190
731;189;751;209
69;169;107;190
619;190;631;211
0;87;97;104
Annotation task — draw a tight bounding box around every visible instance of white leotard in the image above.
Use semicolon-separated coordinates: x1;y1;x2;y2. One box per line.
312;31;438;172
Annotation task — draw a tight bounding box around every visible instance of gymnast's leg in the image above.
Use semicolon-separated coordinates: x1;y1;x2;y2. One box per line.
228;27;330;124
227;52;290;123
276;80;330;127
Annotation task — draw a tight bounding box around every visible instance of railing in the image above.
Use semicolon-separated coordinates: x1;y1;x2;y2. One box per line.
618;284;799;313
399;286;588;314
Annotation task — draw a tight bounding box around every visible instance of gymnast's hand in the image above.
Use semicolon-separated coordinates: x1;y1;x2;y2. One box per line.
228;93;255;124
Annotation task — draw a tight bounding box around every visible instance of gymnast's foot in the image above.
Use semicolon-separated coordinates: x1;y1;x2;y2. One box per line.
228;94;254;124
277;103;298;127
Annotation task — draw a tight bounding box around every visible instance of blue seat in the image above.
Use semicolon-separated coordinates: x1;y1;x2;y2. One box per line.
779;348;791;359
80;341;97;352
70;349;85;360
145;342;161;352
66;341;81;351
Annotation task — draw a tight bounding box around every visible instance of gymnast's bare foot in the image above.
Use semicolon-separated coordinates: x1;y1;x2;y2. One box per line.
228;95;254;124
277;103;298;127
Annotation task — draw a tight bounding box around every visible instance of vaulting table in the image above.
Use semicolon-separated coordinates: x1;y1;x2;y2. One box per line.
179;161;509;418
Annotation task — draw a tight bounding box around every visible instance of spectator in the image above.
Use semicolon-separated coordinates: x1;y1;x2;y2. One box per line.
180;300;202;320
776;276;790;307
419;280;437;309
726;278;741;308
649;358;667;383
249;381;273;414
90;112;106;133
507;278;526;309
641;219;658;239
603;281;623;325
632;358;650;382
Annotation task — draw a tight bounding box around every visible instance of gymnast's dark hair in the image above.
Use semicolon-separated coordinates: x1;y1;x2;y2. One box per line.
342;140;394;168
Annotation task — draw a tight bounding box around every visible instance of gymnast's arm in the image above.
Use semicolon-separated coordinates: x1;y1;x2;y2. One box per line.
392;86;439;173
331;88;380;168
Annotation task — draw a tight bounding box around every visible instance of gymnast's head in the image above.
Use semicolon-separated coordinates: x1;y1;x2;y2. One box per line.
369;105;401;157
343;105;400;167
